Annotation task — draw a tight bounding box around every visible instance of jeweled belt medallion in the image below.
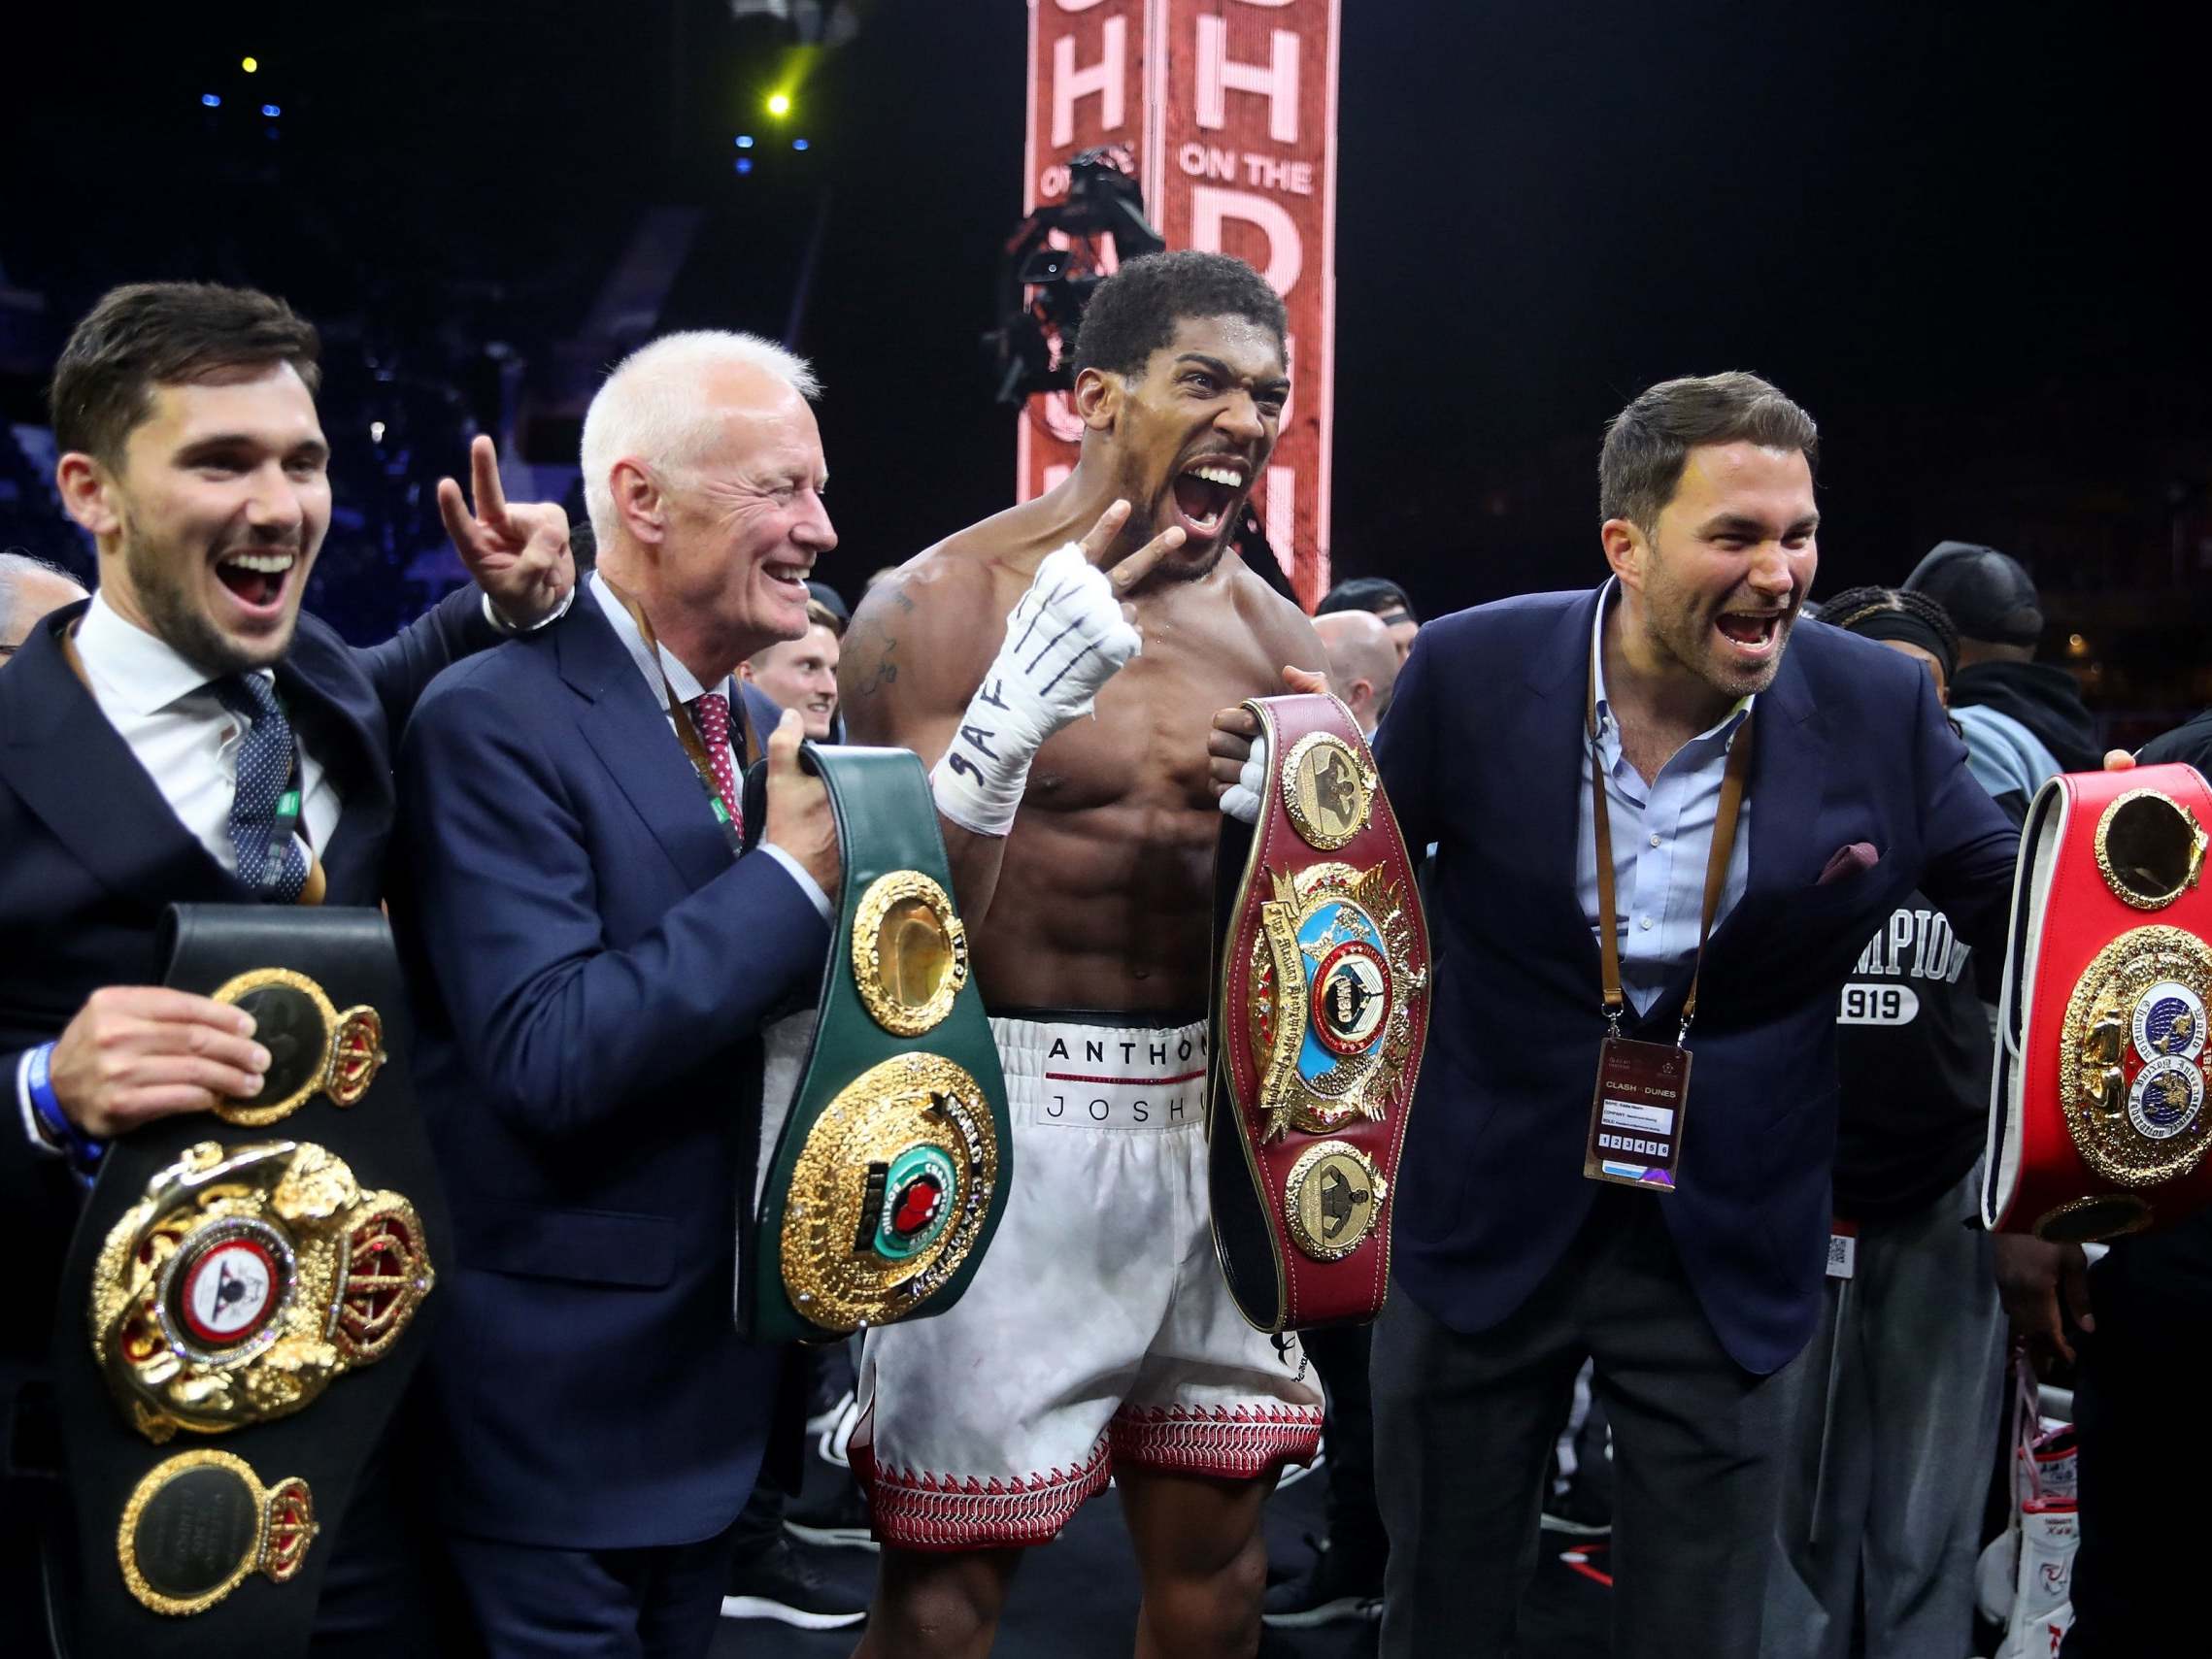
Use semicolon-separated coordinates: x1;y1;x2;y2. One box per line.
207;968;386;1125
116;1448;317;1615
91;1140;434;1442
2060;925;2212;1186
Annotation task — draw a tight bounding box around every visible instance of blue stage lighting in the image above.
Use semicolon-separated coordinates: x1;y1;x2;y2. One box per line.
792;137;809;151
735;157;754;176
201;93;221;108
736;134;754;149
261;104;282;118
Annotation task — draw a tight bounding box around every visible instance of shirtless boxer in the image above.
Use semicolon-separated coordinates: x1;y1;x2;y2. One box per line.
838;250;1327;1658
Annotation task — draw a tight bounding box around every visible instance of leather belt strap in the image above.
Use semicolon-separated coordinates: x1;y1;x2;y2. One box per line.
1987;761;2212;1242
735;744;1012;1344
50;906;445;1656
1206;695;1432;1333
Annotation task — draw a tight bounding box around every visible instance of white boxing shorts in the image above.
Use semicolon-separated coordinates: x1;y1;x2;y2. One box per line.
852;1012;1324;1551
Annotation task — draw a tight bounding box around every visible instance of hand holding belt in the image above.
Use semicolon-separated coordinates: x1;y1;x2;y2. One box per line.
1988;762;2212;1241
50;906;444;1654
736;743;1013;1343
1206;694;1431;1333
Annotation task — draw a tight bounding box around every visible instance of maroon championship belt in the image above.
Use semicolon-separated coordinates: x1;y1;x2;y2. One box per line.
1987;763;2212;1241
1206;694;1431;1332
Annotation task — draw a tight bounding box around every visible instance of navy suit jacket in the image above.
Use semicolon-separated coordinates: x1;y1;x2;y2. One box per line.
1372;589;2018;1374
0;587;495;1396
391;595;828;1551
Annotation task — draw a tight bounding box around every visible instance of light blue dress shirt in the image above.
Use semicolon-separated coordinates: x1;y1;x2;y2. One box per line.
1574;581;1755;1015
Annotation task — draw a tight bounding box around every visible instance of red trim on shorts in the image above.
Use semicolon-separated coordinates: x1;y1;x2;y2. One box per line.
1108;1402;1324;1480
1040;1069;1208;1086
853;1434;1114;1552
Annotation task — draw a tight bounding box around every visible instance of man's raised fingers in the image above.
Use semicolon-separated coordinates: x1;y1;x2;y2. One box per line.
766;708;804;772
1077;499;1131;564
1106;526;1187;594
435;477;479;550
468;434;509;525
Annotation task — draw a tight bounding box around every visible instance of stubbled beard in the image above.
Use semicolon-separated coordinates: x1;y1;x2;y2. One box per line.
120;505;293;677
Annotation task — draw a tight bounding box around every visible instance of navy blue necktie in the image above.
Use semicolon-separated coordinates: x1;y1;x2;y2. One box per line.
210;674;310;902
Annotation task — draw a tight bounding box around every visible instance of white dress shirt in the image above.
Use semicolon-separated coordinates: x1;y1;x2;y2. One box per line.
588;573;831;920
1575;580;1755;1015
73;591;342;874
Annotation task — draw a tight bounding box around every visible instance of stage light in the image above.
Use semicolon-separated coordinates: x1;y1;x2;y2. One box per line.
370;421;385;443
792;137;809;151
242;56;258;74
261;104;281;118
201;93;221;108
766;91;791;116
735;157;754;176
736;134;754;149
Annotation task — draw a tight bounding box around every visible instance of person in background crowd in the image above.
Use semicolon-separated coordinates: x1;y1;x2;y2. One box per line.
0;280;574;1656
807;577;851;633
1902;542;2098;821
744;595;843;740
1760;585;2007;1659
1997;716;2212;1659
392;329;843;1655
1215;371;2020;1658
1311;608;1399;736
1317;575;1420;665
0;552;88;655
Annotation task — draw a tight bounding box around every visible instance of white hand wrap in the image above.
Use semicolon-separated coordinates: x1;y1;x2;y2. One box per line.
930;543;1142;838
1219;731;1270;826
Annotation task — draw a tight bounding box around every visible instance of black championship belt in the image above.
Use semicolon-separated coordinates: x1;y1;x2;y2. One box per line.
1987;764;2212;1241
47;906;444;1657
735;744;1012;1344
1207;695;1431;1332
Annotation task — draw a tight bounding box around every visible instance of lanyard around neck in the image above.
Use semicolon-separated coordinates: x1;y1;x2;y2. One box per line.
601;578;749;854
1586;643;1753;1045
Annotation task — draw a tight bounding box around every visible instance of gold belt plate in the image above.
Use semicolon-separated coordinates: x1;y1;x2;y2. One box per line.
2059;924;2212;1186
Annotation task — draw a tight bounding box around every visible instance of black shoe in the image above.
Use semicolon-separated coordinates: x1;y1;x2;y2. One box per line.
1262;1536;1384;1629
784;1478;877;1552
720;1535;867;1630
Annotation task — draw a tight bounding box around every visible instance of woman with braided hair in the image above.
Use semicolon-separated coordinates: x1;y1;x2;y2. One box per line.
1761;584;2009;1659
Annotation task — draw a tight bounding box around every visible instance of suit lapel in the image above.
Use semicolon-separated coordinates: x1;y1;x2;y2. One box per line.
1514;590;1609;988
559;600;739;895
273;628;387;886
0;604;243;907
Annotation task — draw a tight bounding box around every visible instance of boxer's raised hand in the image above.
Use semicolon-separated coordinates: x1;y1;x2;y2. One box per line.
46;986;272;1139
763;710;841;899
929;500;1184;839
438;435;576;629
1210;665;1329;824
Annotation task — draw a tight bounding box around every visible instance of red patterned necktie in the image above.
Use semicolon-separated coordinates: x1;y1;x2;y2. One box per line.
686;689;745;838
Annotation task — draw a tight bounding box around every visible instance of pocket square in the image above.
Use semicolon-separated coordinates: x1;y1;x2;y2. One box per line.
1818;842;1880;885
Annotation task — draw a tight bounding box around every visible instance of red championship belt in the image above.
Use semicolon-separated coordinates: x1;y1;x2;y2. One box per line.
1206;695;1431;1332
1987;763;2212;1241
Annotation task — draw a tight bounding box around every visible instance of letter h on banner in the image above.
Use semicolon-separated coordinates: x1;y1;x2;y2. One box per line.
1020;0;1340;610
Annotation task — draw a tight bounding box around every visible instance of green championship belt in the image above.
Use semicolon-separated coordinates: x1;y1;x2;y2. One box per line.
736;744;1012;1344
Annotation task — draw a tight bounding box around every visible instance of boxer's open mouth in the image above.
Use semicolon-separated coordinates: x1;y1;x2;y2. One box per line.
1170;456;1250;539
214;547;298;614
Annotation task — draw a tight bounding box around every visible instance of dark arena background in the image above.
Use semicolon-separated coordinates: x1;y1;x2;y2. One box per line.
2;4;2206;1655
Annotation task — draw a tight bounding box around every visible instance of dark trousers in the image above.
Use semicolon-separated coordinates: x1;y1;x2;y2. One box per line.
1372;1187;1798;1659
447;1526;739;1659
2061;1214;2212;1657
1303;1322;1386;1567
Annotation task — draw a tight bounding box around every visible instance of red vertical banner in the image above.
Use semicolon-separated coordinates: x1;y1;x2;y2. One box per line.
1019;0;1154;510
1021;0;1339;609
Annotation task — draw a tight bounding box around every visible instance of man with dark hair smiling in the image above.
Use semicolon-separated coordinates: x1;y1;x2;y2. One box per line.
838;249;1327;1659
0;280;572;1652
1213;370;2019;1656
